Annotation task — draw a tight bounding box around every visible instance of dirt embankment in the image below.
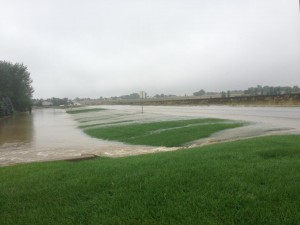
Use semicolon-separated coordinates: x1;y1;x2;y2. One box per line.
142;93;300;106
81;93;300;106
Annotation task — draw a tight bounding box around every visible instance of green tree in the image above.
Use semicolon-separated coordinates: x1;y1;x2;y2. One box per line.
0;61;34;115
193;89;206;96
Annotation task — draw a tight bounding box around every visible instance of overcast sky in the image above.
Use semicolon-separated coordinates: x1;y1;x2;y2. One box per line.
0;0;299;98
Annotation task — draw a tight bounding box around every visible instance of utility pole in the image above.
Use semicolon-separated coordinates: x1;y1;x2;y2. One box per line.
140;91;145;114
142;92;144;114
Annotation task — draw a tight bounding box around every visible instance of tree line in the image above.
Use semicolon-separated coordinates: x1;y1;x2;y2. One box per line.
32;98;70;107
0;61;34;117
193;85;299;98
106;93;147;100
244;85;299;96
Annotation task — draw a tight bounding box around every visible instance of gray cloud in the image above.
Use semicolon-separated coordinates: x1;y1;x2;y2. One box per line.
1;0;299;98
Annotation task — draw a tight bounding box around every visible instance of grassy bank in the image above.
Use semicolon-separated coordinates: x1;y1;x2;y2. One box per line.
1;135;300;225
84;118;243;147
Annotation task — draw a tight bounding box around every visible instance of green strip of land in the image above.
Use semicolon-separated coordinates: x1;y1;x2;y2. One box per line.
66;108;106;114
79;120;134;129
84;118;243;147
1;135;300;225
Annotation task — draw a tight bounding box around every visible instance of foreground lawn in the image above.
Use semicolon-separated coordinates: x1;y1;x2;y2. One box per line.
1;135;300;225
84;118;243;147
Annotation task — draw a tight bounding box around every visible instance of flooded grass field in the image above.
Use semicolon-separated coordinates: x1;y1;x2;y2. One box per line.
1;105;300;166
83;118;243;147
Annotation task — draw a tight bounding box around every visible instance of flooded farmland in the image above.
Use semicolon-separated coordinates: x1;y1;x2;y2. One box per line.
1;106;300;166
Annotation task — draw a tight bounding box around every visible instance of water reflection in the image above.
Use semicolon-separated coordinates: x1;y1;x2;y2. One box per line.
0;113;34;144
0;108;155;166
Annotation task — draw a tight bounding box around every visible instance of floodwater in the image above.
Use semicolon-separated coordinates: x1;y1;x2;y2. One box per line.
0;108;172;166
0;106;300;166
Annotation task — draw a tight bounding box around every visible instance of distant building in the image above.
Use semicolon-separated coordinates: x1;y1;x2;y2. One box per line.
73;102;81;106
42;101;53;107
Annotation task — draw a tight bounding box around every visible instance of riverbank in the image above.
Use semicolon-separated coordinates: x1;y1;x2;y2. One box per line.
1;135;299;225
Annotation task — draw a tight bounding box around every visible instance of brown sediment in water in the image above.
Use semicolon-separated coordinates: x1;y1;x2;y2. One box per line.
1;106;300;167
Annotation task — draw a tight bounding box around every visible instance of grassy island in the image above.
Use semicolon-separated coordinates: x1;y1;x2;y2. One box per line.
84;118;243;147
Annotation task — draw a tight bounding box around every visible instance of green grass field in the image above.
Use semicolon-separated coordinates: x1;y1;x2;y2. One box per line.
1;135;300;225
84;118;243;147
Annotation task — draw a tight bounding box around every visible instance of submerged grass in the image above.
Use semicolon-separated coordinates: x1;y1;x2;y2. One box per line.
75;113;137;123
79;120;134;129
1;135;300;225
84;118;243;147
66;108;106;114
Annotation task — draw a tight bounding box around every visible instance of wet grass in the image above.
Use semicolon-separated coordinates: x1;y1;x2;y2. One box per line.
79;120;134;129
66;108;107;114
76;115;114;123
1;135;300;225
84;118;243;147
75;113;135;123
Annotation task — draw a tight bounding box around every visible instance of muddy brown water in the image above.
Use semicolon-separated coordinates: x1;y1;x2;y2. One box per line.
0;108;174;166
0;106;300;166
